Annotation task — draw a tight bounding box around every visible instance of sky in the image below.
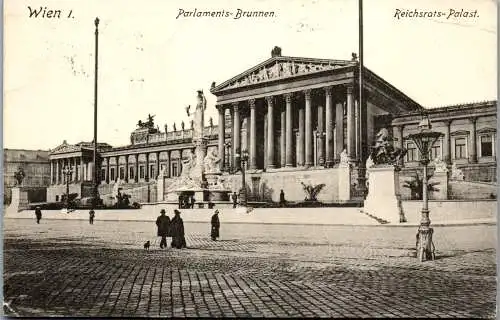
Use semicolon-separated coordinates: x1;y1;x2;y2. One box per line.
3;0;497;150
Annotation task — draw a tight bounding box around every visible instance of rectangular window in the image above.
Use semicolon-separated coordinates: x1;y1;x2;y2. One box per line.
110;168;115;181
454;137;467;159
172;163;178;177
129;167;135;180
119;167;125;180
430;143;441;161
150;164;155;179
405;142;417;162
100;169;106;182
139;165;145;179
480;135;493;157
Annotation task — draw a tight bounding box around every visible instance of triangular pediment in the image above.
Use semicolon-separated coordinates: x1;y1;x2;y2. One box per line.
211;56;354;93
50;142;82;154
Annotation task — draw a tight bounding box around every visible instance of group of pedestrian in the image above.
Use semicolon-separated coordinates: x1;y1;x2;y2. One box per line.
154;208;221;249
156;209;186;249
178;194;195;209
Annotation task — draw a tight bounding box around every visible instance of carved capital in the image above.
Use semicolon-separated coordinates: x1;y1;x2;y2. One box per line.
443;119;453;127
248;98;256;109
284;93;293;103
303;89;312;100
232;102;239;112
346;85;354;94
469;116;478;124
324;86;333;96
265;96;274;106
216;104;225;113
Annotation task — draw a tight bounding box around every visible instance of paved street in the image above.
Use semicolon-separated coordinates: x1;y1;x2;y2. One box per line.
3;218;497;318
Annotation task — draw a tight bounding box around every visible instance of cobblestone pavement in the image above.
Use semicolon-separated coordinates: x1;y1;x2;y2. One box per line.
3;219;497;318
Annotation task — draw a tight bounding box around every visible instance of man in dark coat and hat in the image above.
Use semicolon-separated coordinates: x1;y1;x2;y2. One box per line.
170;209;186;249
156;209;171;249
34;206;42;224
211;210;220;241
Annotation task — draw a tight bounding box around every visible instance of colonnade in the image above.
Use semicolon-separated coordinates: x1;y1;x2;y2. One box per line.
50;157;92;185
217;85;361;171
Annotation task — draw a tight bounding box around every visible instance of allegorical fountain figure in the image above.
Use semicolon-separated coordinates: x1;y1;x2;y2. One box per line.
164;90;229;202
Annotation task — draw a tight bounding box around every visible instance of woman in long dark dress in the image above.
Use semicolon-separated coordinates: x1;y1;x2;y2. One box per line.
211;210;220;241
170;209;186;249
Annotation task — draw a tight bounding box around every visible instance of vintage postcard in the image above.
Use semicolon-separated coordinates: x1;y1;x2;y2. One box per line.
3;0;497;318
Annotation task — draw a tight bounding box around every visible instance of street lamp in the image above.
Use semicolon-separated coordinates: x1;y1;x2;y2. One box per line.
62;166;73;209
224;141;231;172
235;149;249;206
408;116;443;262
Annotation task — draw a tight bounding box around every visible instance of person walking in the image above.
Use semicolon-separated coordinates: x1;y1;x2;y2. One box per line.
170;209;186;249
211;210;220;241
34;206;42;224
231;192;238;208
279;189;286;207
156;209;171;249
89;209;95;225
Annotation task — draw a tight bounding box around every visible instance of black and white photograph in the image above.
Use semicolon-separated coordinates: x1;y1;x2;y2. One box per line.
3;0;497;317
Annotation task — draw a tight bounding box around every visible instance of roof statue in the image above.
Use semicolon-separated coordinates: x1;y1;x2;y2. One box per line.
369;128;407;166
351;52;358;61
181;121;185;131
190;120;194;130
136;114;156;129
173;122;177;131
271;46;282;57
208;117;213;128
185;105;191;117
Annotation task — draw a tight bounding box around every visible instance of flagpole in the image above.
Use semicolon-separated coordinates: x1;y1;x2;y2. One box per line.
358;0;367;195
93;17;100;208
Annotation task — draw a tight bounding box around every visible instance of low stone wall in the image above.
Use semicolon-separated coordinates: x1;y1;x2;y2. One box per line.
401;200;497;223
4;206;377;226
224;167;345;203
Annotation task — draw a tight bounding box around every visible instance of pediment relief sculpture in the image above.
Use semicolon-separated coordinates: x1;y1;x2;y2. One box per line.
222;60;344;90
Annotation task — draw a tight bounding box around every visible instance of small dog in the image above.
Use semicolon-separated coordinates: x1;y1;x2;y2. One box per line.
143;241;150;250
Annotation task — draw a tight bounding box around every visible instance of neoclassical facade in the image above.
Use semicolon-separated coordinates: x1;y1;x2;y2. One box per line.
46;48;497;204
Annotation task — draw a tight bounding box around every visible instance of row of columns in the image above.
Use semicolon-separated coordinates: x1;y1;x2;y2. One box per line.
217;85;358;171
50;158;91;185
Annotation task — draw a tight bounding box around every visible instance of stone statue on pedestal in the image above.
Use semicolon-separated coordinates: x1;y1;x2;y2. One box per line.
450;162;465;181
433;156;448;173
339;149;349;167
14;167;25;186
370;128;407;166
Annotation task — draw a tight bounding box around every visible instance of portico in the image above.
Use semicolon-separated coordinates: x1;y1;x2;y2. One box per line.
211;47;422;176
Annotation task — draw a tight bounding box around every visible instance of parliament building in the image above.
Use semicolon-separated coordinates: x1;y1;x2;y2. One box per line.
46;48;497;204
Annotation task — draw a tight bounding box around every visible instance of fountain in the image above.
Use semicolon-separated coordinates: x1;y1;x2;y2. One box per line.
164;90;231;204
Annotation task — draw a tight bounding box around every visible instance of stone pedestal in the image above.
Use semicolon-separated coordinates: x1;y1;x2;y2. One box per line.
8;187;29;212
337;165;351;201
193;191;205;203
364;166;401;223
430;171;448;200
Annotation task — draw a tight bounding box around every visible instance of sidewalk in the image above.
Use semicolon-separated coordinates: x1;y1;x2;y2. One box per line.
4;206;496;227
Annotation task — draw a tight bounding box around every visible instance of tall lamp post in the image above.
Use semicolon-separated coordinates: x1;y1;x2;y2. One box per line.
236;149;249;206
92;17;100;209
408;116;443;262
62;166;73;209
